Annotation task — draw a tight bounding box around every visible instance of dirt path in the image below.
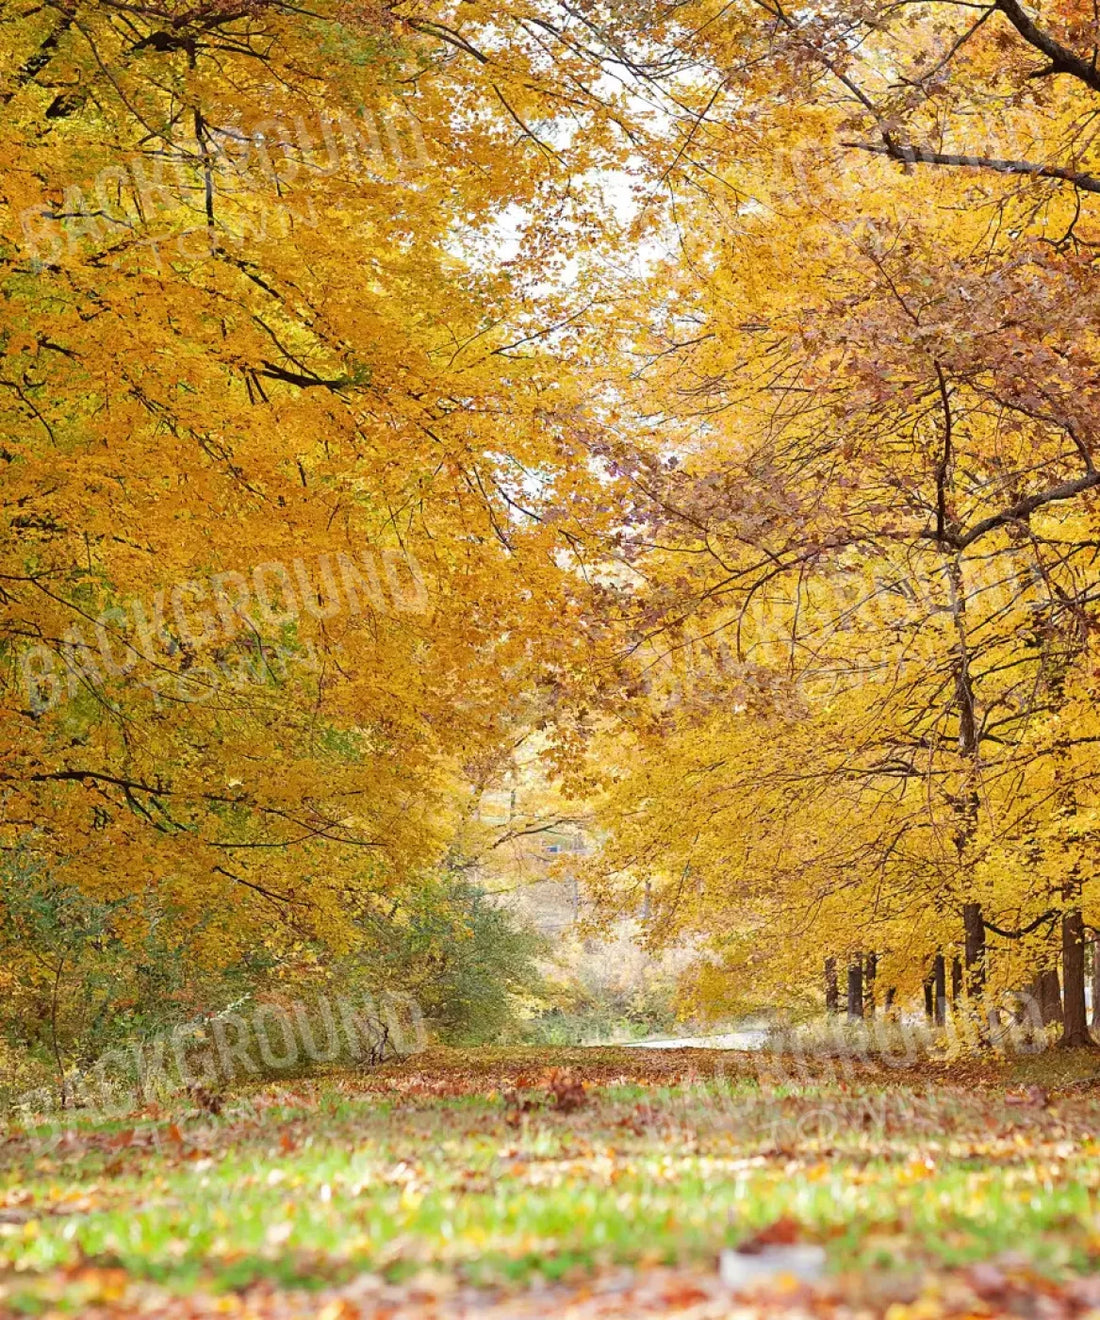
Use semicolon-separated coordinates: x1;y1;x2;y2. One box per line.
626;1029;769;1050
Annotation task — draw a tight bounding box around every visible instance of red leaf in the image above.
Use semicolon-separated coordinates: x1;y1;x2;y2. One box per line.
738;1216;803;1254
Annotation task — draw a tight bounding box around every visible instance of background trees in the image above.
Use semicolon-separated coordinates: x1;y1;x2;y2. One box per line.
579;0;1100;1033
6;0;1100;1058
0;0;632;985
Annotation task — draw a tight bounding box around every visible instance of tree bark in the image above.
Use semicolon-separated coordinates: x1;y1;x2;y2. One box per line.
1060;908;1094;1047
933;953;947;1026
951;957;963;1006
962;903;985;996
864;952;877;1017
1091;936;1100;1031
1038;966;1063;1026
825;957;839;1014
923;976;934;1022
847;960;864;1021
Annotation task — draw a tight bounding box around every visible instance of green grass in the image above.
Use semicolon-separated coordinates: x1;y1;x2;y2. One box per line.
2;1046;1099;1311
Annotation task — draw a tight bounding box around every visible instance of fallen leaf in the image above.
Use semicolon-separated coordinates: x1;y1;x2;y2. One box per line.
1005;1085;1049;1108
738;1217;803;1252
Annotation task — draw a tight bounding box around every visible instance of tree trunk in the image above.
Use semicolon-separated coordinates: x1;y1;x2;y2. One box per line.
1038;966;1063;1026
933;953;947;1026
923;976;934;1022
1091;936;1100;1031
847;960;864;1021
825;958;839;1014
951;957;963;1006
962;902;985;996
1060;908;1094;1047
864;952;877;1017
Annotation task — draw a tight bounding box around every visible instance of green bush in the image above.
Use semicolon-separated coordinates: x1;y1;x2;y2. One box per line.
0;852;548;1110
355;874;547;1045
0;850;279;1107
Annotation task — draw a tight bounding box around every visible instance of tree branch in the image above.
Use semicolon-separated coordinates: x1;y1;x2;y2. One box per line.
844;139;1100;194
984;908;1059;938
926;470;1100;549
934;361;952;542
257;361;349;390
211;865;303;907
995;0;1100;94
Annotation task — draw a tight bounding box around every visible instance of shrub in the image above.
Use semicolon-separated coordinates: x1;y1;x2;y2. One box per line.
356;874;547;1044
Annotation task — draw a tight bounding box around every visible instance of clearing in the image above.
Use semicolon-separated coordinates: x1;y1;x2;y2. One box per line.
2;1047;1100;1317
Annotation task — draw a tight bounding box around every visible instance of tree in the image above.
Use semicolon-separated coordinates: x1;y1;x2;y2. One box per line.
579;0;1100;1029
0;0;638;980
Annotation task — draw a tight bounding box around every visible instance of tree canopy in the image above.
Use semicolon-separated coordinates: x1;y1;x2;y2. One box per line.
5;0;1100;1042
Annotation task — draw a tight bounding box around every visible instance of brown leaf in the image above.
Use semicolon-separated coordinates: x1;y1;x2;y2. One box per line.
1005;1085;1049;1108
967;1262;1009;1300
546;1069;588;1113
737;1216;803;1254
187;1085;223;1115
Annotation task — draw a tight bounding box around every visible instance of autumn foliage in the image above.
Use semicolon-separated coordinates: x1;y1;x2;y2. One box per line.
5;0;1100;1056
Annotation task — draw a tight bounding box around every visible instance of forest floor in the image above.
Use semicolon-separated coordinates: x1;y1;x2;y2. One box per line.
3;1046;1100;1317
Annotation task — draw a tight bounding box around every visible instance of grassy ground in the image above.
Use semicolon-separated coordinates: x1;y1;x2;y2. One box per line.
3;1046;1100;1316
